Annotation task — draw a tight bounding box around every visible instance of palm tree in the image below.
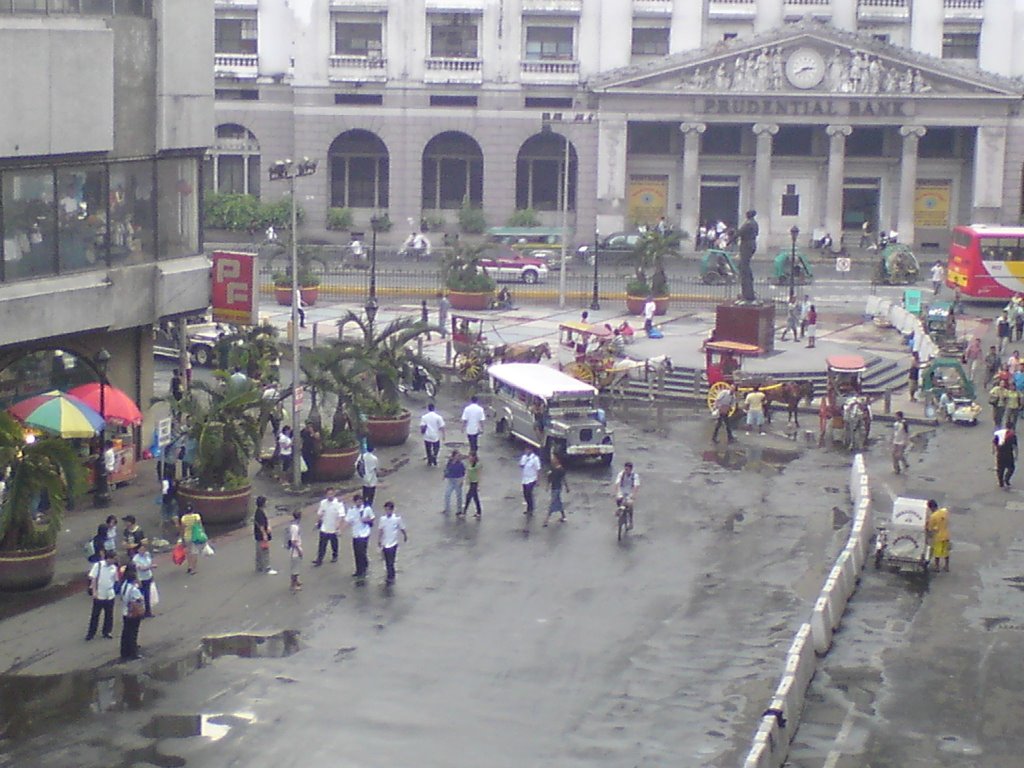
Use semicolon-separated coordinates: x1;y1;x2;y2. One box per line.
629;229;682;297
301;345;368;449
174;380;266;489
442;243;496;294
221;322;282;382
335;311;440;419
0;413;85;551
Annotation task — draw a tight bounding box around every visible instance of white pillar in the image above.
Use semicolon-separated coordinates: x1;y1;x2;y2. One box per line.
897;125;926;246
754;0;783;33
596;117;628;233
752;123;779;242
825;125;852;242
832;0;858;31
979;0;1018;77
591;0;631;72
909;0;943;58
671;0;704;52
257;0;293;80
291;0;329;86
972;124;1008;223
679;122;706;238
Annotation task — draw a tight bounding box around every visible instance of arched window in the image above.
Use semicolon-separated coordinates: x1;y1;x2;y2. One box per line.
422;131;483;210
515;132;576;212
329;130;389;209
204;124;261;196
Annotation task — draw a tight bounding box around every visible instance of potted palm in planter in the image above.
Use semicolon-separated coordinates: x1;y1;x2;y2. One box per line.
335;311;439;447
302;346;365;481
223;322;282;382
173;381;265;526
443;245;496;311
0;413;85;591
273;269;321;307
625;229;679;315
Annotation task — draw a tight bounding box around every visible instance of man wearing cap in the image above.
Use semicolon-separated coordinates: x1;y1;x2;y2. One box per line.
122;515;146;557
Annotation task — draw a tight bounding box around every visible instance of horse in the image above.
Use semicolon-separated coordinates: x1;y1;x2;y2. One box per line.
495;341;552;364
762;380;815;428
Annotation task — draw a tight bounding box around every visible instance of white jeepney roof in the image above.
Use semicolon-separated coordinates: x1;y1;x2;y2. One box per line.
487;363;598;399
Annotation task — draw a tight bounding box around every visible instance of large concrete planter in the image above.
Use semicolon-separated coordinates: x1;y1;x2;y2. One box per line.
0;545;57;591
625;295;669;316
275;286;319;306
447;290;492;311
365;410;412;447
313;446;360;482
177;483;252;527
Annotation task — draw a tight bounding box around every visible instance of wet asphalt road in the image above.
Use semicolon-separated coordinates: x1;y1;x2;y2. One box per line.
0;397;857;768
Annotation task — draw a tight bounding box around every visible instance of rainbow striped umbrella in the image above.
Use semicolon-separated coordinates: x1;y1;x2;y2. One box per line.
8;390;106;438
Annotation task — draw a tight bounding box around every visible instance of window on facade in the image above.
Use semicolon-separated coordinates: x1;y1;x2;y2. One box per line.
918;128;956;158
941;32;979;59
422;133;483;210
329;130;390;209
335;21;383;57
206;125;261;196
108;161;154;264
56;167;107;274
156;158;199;258
631;27;669;57
430;20;478;58
846;127;885;157
627;123;673;155
525;26;574;61
215;17;257;55
515;133;576;212
773;126;815;157
701;125;742;155
1;169;56;280
871;34;890;44
215;89;259;101
722;33;738;41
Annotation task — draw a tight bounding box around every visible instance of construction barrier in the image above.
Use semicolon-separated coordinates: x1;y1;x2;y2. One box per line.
742;454;873;767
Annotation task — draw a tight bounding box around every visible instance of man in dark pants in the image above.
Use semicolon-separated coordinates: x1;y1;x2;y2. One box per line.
994;426;1018;489
712;384;737;443
346;493;375;580
85;550;119;641
119;569;144;661
377;501;408;584
312;488;343;566
519;445;541;516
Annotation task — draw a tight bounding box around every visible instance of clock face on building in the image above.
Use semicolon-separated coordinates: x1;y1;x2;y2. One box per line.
785;47;826;89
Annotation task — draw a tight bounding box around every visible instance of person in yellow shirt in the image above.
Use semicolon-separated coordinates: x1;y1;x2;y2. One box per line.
744;386;767;436
1005;385;1022;429
177;505;203;575
926;499;950;573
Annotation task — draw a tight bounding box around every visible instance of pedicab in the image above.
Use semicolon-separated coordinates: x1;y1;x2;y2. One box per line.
557;321;617;387
450;312;495;382
700;249;738;285
921;356;980;425
872;243;920;285
771;250;814;286
874;496;932;579
923;300;965;357
821;355;871;449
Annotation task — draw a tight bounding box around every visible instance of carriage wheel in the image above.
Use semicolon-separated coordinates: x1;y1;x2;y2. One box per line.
564;361;596;385
458;355;483;382
707;381;734;415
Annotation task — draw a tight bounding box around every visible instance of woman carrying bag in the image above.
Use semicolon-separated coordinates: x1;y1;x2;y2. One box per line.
253;495;274;574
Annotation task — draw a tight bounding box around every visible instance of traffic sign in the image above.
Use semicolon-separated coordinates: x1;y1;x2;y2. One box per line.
294;385;304;407
835;257;852;273
157;417;173;447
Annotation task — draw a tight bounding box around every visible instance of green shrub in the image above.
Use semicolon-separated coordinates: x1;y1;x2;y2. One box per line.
507;208;540;227
204;193;261;230
443;247;496;294
457;200;487;234
422;213;447;232
370;213;393;233
258;199;303;230
326;207;354;231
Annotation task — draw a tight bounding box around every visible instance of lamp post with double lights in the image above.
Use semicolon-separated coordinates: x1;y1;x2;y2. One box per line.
589;230;600;311
268;157;318;488
93;348;111;508
789;225;800;303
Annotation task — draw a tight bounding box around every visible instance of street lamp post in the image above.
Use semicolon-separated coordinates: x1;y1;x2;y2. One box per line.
93;348;111;508
269;157;318;488
589;230;601;311
789;225;800;304
369;214;383;305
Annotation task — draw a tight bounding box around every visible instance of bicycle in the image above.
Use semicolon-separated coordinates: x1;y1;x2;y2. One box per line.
616;495;634;541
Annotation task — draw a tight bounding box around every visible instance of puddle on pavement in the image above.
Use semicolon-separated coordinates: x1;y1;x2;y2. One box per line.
142;712;256;741
202;630;300;659
701;444;802;474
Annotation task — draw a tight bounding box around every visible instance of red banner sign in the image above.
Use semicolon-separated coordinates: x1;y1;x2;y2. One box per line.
211;251;258;325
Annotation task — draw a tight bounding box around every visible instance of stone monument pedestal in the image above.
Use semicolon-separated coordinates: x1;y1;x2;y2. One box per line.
715;302;776;355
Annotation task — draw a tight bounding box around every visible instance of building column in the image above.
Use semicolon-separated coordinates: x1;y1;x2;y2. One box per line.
596;116;628;233
752;123;778;241
831;0;857;31
897;125;926;245
670;0;703;52
754;0;783;33
825;125;852;242
972;124;1008;223
909;0;943;57
679;122;705;238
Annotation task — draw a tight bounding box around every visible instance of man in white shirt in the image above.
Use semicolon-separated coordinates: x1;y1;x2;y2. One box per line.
85;550;120;640
420;403;446;467
358;445;379;506
293;288;307;328
519;446;542;516
377;501;408;584
614;462;640;530
461;395;486;453
346;493;376;580
278;426;294;477
312;488;344;566
930;260;945;295
643;297;656;335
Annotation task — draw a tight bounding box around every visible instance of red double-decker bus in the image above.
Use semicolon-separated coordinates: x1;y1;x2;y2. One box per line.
946;224;1024;300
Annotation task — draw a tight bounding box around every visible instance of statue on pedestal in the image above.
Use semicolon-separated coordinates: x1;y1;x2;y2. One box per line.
737;209;759;302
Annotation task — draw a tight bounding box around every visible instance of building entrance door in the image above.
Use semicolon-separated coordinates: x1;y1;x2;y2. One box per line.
699;177;740;229
842;180;880;235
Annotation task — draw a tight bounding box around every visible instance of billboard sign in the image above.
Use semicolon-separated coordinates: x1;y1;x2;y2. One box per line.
211;251;258;325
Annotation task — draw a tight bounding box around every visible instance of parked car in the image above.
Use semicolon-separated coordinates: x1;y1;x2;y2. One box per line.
478;248;549;284
576;231;644;265
154;318;230;368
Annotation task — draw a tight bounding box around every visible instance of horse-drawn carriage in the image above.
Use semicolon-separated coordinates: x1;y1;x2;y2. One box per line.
557;322;653;389
821;355;871;450
704;340;812;426
450;312;553;382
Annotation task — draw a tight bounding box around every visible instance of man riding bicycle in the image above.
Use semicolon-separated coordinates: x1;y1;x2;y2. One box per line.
613;462;640;530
